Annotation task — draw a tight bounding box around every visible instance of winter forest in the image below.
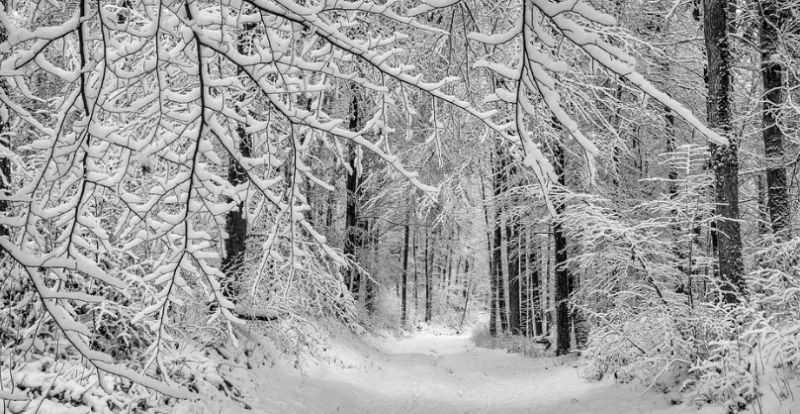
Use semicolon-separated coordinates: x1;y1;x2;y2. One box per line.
2;0;800;412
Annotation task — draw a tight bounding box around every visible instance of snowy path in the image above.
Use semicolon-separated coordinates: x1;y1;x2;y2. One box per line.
238;332;713;414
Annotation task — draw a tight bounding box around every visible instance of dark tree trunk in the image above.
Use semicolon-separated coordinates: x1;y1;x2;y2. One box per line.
425;228;433;323
401;206;410;327
520;235;530;337
553;142;571;355
492;144;508;333
460;271;471;329
325;182;336;229
221;22;256;298
344;92;368;301
527;230;543;336
413;225;418;314
704;0;746;303
493;225;505;333
442;240;453;292
760;0;791;237
544;231;553;334
507;215;522;335
481;176;498;336
446;254;460;309
757;174;770;235
221;127;251;298
364;219;377;313
665;108;679;196
505;154;522;335
463;259;470;298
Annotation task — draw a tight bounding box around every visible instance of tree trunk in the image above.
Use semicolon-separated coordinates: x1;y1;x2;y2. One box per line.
460;276;471;329
553;142;571;355
520;230;530;337
492;144;508;333
447;255;460;309
463;258;470;299
413;225;419;316
507;215;522;335
401;206;410;327
571;273;588;351
221;22;256;298
344;92;367;301
760;0;791;237
442;240;453;293
527;230;543;336
481;176;498;336
364;219;377;313
757;174;770;235
425;227;433;323
544;233;552;335
704;0;746;303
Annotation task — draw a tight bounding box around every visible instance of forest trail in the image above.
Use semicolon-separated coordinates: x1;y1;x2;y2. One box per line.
238;331;714;414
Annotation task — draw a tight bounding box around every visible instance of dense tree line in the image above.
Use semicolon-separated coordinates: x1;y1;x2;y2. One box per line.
2;0;800;412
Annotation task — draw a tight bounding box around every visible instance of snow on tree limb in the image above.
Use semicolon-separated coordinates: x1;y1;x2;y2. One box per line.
534;1;728;146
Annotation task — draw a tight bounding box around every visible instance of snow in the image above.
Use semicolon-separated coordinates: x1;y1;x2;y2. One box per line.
181;328;724;414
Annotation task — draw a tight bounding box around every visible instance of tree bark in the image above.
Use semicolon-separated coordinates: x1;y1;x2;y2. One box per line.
481;175;498;336
757;174;770;235
527;230;543;336
460;275;471;329
760;0;791;237
492;144;508;333
344;91;368;301
506;210;522;335
221;22;256;298
413;224;419;315
401;205;410;327
704;0;746;303
364;219;377;313
553;142;571;355
463;259;470;299
425;227;433;323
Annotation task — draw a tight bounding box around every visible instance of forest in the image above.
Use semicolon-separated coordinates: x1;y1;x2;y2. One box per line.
1;0;800;413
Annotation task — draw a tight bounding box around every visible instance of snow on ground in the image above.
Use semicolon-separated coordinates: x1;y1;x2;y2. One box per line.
178;327;735;414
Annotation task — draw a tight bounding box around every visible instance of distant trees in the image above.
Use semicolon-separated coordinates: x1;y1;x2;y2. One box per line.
0;0;487;401
4;0;800;410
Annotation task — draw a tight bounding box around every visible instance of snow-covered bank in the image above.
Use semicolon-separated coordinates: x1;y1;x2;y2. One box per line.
179;329;731;414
